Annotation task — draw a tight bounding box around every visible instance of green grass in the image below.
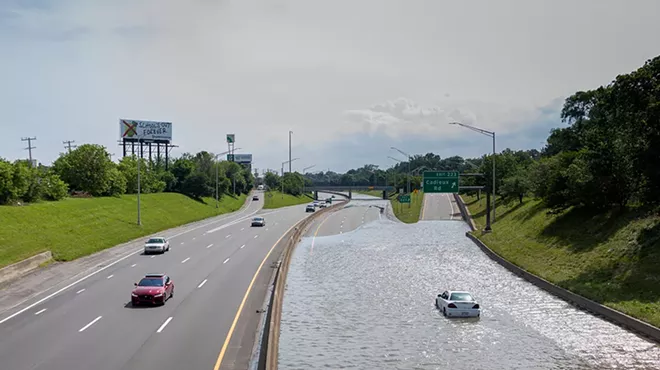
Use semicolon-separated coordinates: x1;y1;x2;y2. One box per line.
0;193;246;268
263;191;312;209
463;193;660;328
390;191;424;223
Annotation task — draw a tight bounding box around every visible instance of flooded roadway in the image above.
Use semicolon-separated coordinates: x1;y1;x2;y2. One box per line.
278;200;660;369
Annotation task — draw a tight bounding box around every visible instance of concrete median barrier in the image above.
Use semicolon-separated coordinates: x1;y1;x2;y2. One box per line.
0;251;52;286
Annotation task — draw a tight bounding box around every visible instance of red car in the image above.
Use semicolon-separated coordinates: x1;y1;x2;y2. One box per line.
131;274;174;306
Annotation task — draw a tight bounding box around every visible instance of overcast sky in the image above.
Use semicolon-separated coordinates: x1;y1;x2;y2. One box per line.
1;0;659;173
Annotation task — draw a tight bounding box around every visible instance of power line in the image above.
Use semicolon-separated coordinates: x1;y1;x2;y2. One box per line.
21;137;36;166
63;140;77;153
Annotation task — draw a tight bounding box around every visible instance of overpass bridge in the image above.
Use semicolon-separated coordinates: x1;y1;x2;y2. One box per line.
305;185;395;200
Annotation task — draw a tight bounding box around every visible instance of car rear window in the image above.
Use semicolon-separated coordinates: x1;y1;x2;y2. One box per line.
138;278;164;287
450;292;473;301
147;238;164;243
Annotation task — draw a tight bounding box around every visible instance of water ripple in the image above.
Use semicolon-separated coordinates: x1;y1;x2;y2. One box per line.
279;217;660;369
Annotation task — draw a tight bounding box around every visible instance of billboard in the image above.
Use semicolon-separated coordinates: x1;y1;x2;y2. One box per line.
228;153;252;163
120;119;172;142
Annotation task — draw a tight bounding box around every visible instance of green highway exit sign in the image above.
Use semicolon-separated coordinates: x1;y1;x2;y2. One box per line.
423;171;459;193
398;194;411;203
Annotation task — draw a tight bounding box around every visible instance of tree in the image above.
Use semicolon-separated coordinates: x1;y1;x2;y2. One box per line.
264;172;280;190
500;167;531;204
181;173;213;199
105;167;127;197
0;159;17;204
52;144;115;196
41;173;69;201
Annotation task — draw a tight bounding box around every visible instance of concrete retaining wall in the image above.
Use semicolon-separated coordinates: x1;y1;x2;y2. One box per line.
453;195;660;343
0;251;52;286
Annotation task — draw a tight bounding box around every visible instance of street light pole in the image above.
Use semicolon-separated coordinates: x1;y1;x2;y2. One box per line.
214;148;241;208
449;122;496;224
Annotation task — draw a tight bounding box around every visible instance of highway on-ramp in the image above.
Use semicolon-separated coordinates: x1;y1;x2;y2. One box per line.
420;192;461;220
0;191;319;370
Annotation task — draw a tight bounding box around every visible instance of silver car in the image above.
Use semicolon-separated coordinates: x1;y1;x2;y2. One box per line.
144;237;170;254
251;217;266;227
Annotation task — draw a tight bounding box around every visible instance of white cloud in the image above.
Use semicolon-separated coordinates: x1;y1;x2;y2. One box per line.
0;0;659;172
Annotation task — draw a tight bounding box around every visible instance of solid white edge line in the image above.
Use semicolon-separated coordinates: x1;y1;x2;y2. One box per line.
34;308;47;315
447;193;455;220
78;316;102;332
223;258;230;264
181;257;190;264
198;279;208;288
156;317;173;333
76;289;85;294
0;202;263;325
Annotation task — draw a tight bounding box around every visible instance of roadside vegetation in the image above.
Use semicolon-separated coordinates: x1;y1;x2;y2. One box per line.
0;144;255;267
0;193;246;268
464;194;660;328
390;191;423;223
459;56;660;328
263;190;312;209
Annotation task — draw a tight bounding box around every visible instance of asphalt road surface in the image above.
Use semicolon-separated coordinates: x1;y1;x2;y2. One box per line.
0;191;318;370
420;193;461;220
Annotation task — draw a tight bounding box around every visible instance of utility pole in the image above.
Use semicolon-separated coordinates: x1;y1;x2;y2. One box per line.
63;140;77;153
288;130;293;173
21;137;36;167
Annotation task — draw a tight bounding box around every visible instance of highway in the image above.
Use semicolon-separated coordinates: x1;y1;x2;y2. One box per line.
420;192;461;220
279;193;660;369
0;191;319;370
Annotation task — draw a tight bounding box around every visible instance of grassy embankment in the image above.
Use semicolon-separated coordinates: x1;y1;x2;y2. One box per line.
463;194;660;328
0;193;246;269
263;191;312;209
390;191;424;223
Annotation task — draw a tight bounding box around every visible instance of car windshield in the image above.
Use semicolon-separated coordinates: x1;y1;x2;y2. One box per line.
254;217;263;221
138;278;164;287
147;238;164;244
450;292;473;301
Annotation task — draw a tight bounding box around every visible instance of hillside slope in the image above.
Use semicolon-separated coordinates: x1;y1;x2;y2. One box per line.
0;193;246;268
463;194;660;328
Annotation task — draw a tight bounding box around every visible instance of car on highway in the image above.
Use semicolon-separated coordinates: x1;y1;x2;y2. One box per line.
306;204;315;212
313;200;320;207
252;195;259;201
319;203;327;208
144;237;169;254
251;216;266;227
436;290;481;318
131;274;174;306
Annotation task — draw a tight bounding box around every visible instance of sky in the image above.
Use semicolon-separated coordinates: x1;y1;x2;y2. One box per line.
1;0;659;173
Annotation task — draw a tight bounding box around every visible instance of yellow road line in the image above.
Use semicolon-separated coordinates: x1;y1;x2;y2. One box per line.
421;193;428;220
212;219;302;370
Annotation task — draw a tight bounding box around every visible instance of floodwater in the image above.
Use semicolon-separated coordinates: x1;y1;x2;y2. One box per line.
279;211;660;369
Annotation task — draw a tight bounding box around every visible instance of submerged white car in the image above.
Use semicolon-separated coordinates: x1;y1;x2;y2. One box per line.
144;237;170;254
436;290;481;318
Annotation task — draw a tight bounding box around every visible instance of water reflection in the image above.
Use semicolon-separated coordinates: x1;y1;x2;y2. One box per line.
279;219;660;369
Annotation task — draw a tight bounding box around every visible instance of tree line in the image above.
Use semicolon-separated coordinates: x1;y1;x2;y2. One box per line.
304;56;660;212
0;144;254;205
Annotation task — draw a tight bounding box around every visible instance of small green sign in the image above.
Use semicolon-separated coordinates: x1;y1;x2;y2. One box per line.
226;134;235;143
398;194;411;203
227;154;234;161
423;171;459;193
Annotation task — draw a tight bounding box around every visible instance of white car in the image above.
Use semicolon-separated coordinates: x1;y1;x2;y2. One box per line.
251;217;266;227
436;290;481;318
144;237;170;254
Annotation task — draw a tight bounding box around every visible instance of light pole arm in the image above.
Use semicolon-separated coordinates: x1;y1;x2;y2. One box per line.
452;122;494;137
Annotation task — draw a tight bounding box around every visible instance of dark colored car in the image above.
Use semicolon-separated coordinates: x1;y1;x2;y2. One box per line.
131;274;174;306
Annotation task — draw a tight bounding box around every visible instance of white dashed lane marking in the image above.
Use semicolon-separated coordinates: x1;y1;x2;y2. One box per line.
35;308;47;315
181;257;190;264
156;317;173;333
79;316;102;332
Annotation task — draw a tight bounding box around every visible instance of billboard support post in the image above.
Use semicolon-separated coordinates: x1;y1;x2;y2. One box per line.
137;141;142;226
